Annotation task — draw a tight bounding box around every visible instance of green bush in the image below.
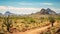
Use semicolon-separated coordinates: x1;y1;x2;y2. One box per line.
49;16;55;27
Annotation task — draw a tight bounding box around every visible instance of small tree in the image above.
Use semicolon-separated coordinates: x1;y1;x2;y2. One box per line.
49;16;55;27
3;15;12;32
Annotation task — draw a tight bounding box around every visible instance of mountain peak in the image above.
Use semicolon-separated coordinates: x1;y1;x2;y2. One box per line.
35;8;57;15
47;8;51;10
40;8;46;11
5;11;10;13
5;11;11;15
40;8;49;14
46;8;52;12
4;11;14;16
46;8;56;15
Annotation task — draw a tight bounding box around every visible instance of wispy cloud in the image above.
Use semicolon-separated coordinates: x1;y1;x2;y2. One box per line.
39;3;53;5
19;3;33;5
19;2;53;6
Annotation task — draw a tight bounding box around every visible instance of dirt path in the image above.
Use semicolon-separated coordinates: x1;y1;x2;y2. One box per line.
10;24;51;34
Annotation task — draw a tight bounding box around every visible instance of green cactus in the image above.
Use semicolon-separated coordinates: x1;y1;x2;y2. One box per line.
3;15;12;32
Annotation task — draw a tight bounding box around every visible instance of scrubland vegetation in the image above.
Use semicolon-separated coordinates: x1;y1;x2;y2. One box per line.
0;15;60;34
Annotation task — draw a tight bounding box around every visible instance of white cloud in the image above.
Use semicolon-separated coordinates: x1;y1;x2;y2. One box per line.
0;6;8;10
0;6;60;14
0;6;41;14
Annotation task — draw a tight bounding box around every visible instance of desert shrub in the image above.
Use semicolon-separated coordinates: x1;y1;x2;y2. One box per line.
40;17;44;23
24;17;36;24
56;18;60;20
43;27;57;34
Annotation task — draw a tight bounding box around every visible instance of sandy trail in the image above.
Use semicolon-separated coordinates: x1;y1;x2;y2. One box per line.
10;24;51;34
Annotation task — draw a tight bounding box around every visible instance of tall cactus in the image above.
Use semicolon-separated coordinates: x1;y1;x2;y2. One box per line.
3;15;12;32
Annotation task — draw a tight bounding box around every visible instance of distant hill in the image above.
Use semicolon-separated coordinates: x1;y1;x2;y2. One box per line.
35;8;57;15
0;11;17;17
4;11;14;16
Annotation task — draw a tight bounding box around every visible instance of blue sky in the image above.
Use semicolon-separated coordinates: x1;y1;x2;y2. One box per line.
0;0;60;14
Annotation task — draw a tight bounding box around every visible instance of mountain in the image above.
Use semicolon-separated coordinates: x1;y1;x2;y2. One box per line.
35;8;57;15
39;8;49;14
4;11;13;16
4;11;21;17
46;8;56;15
